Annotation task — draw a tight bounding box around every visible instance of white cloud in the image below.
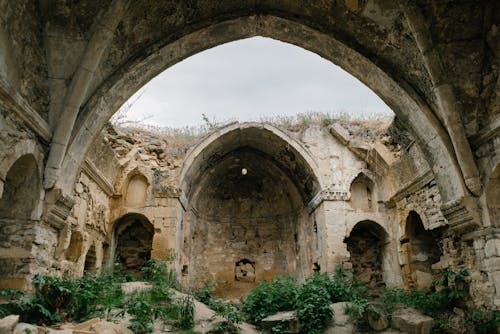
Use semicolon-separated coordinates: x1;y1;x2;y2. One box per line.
121;37;393;127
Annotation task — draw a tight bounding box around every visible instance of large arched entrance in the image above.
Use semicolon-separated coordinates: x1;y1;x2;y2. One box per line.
345;220;389;292
56;14;469;212
401;211;441;289
179;123;320;297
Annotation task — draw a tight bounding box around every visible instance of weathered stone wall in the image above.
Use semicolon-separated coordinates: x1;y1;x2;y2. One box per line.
0;2;49;119
0;108;49;289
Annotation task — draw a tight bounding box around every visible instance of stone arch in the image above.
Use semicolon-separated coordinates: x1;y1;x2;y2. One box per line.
349;173;375;211
125;174;148;208
0;153;43;289
486;164;500;227
111;213;154;275
345;220;389;291
180;122;321;199
180;122;320;296
0;140;43;197
61;15;466;210
0;154;41;220
400;211;441;290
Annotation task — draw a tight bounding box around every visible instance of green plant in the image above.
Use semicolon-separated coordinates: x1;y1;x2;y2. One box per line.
295;274;333;334
466;309;500;334
327;266;370;302
0;289;23;296
215;302;242;326
377;269;470;316
243;276;298;323
270;321;288;334
177;296;195;330
141;258;179;290
192;280;215;305
208;321;239;334
127;298;156;334
72;273;124;321
344;297;369;330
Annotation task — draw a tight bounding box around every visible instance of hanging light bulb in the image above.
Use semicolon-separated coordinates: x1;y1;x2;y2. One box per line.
241;168;247;175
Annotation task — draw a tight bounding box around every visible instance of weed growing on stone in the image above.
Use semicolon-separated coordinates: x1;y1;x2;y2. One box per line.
243;275;298;323
296;274;333;334
177;296;195;330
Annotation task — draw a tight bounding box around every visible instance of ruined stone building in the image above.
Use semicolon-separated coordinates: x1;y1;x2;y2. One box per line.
0;0;498;308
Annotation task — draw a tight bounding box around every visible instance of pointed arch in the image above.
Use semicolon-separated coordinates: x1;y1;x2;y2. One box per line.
60;15;466;210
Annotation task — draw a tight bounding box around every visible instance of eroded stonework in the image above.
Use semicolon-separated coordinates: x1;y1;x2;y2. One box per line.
0;0;498;309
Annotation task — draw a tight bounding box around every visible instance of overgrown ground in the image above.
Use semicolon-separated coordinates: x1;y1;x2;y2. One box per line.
1;262;498;334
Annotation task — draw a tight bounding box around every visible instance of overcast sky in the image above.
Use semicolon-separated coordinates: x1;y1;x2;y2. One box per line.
120;37;393;128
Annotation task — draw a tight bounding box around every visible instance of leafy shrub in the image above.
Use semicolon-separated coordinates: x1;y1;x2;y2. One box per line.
296;274;333;334
141;258;179;290
344;297;369;330
243;276;298;323
328;266;370;302
466;309;500;334
378;269;469;315
208;321;239;334
72;273;124;321
192;283;215;305
127;298;157;334
206;300;242;334
177;296;195;330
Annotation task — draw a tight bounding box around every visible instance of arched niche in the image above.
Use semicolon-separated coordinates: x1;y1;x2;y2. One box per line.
0;154;40;220
486;164;499;227
345;220;388;291
125;174;148;207
84;243;97;274
0;154;41;290
349;173;375;211
112;213;154;275
180;123;320;297
66;230;85;262
401;211;441;289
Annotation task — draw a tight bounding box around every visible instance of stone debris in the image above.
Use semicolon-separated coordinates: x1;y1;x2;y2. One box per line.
261;311;299;333
391;307;434;334
0;315;19;334
325;302;355;334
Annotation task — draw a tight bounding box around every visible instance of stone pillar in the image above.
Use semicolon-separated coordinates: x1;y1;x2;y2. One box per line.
150;197;181;262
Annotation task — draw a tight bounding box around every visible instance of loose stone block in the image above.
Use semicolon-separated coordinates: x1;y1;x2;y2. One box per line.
391;307;433;334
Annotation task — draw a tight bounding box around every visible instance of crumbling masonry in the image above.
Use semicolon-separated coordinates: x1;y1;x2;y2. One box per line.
0;0;498;308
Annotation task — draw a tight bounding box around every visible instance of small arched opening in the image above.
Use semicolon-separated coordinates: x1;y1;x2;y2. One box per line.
112;213;154;275
401;211;441;289
0;154;41;289
345;220;388;291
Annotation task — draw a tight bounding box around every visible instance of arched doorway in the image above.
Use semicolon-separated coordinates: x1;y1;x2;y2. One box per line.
345;220;389;291
401;211;441;289
0;154;41;289
180;123;320;297
111;213;154;275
